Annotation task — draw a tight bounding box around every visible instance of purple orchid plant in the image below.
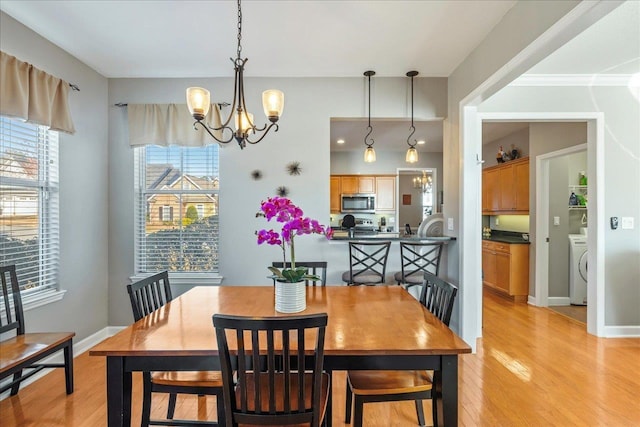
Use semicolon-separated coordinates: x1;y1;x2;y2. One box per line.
256;197;333;283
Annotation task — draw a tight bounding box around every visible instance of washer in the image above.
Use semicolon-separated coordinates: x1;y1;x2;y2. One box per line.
568;234;588;305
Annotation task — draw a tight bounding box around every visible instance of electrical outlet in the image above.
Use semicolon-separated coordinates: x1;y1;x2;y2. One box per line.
447;217;454;231
553;216;560;226
495;217;500;226
621;217;634;229
610;217;619;230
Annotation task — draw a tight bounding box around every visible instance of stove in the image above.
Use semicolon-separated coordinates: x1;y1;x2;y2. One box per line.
354;218;377;234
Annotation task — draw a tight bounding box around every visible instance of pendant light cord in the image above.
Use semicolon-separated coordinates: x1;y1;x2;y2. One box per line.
407;71;418;148
364;71;375;148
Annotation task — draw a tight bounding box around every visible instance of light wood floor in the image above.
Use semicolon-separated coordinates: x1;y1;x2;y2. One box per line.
1;291;639;426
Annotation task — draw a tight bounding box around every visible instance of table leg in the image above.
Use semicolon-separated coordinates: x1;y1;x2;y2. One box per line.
325;368;333;427
106;356;132;427
435;355;458;427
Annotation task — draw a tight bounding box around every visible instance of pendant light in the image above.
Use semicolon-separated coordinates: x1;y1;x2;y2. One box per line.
363;70;376;163
405;71;419;163
186;0;284;150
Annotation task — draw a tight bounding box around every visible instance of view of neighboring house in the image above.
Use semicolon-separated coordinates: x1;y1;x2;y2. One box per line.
0;153;37;217
145;164;219;226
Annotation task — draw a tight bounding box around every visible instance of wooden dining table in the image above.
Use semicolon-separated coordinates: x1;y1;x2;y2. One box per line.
90;285;471;426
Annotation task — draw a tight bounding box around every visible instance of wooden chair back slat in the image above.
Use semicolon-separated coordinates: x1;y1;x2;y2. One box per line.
213;313;328;426
419;272;458;326
0;265;25;336
126;271;172;321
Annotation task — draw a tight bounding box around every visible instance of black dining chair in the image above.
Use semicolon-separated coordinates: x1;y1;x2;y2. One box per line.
341;241;391;285
394;241;444;290
213;312;330;427
271;261;328;286
344;272;458;427
127;271;225;426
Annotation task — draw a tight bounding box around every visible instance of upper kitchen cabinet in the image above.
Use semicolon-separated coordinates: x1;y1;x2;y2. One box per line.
330;176;341;213
482;157;529;214
340;176;375;194
375;176;395;212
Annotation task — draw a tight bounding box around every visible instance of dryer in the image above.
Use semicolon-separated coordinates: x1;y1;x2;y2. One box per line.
568;234;588;305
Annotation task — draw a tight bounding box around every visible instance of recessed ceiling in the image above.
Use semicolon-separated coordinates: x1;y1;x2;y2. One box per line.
330;118;443;153
0;0;516;78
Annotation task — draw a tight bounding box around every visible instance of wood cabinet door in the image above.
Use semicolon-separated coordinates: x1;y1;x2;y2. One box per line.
375;176;395;211
495;252;511;293
482;250;497;288
330;176;341;213
514;160;529;211
484;169;500;212
499;165;516;210
359;176;375;194
341;176;358;194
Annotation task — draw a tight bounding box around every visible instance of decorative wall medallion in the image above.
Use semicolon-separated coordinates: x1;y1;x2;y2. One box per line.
286;161;302;176
276;186;289;197
251;170;263;180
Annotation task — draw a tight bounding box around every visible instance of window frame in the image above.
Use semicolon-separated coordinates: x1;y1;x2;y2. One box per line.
133;145;222;286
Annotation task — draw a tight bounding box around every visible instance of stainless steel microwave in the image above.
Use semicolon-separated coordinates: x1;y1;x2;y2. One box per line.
341;194;376;213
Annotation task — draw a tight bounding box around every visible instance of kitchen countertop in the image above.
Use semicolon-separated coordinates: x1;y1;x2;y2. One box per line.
483;231;530;244
331;231;455;242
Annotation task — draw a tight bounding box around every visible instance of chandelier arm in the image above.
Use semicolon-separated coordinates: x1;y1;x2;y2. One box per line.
193;120;236;144
245;123;279;145
236;60;256;130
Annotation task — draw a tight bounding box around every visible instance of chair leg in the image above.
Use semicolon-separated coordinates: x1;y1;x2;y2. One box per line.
431;395;438;427
141;372;153;427
344;380;353;423
216;390;225;425
167;393;177;419
10;370;22;396
64;342;74;394
415;399;426;426
353;395;365;427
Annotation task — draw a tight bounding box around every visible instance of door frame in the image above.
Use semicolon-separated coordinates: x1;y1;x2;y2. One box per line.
534;142;587;308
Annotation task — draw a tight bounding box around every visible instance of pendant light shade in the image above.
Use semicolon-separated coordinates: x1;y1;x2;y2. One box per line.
406;147;418;163
363;70;376;163
405;71;419;163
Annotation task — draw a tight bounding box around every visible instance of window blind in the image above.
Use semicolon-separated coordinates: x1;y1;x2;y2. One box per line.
134;144;219;274
0;116;59;293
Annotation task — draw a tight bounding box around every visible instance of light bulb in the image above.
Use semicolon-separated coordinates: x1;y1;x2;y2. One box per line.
186;87;211;119
364;146;376;163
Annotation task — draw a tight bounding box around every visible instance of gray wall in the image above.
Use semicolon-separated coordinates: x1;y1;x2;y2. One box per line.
480;86;640;326
0;12;109;340
482;127;530;168
108;77;448;326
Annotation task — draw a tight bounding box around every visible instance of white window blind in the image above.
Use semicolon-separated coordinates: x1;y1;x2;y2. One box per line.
0;116;59;294
134;145;219;274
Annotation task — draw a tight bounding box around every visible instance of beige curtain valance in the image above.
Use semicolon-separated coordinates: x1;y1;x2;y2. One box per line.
0;51;76;134
127;103;222;147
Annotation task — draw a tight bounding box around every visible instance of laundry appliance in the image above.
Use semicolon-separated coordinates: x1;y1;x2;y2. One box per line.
568;234;588;305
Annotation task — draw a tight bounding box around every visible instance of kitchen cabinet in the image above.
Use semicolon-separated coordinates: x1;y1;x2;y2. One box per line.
482;157;529;214
330;175;395;213
330;176;341;213
482;240;529;302
375;176;395;212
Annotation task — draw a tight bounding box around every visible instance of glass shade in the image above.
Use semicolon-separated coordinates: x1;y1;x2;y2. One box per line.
406;147;418;163
186;87;211;118
262;90;284;119
364;146;376;163
235;111;254;133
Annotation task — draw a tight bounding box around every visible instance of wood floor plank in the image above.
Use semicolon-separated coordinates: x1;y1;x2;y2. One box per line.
1;291;639;426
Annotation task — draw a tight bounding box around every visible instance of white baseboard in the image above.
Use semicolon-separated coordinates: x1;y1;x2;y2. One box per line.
602;326;640;338
548;297;571;306
1;326;124;401
527;295;537;306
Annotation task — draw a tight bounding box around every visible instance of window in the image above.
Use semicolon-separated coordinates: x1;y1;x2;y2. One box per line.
134;145;219;276
0;117;59;295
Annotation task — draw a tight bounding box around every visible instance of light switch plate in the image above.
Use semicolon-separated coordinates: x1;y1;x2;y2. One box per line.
447;217;454;231
553;216;560;226
495;217;500;226
621;217;634;229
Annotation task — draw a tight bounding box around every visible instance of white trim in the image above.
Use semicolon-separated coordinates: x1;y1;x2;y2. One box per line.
129;273;223;286
511;74;634;87
527;295;537;306
21;288;66;312
0;326;119;401
602;326;640;338
548;297;572;306
535;143;588;308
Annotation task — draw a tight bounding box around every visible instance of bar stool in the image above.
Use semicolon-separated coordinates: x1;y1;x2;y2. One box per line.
394;241;444;290
341;241;391;285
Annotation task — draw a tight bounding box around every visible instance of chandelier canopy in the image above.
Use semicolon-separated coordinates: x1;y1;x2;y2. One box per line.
186;0;284;149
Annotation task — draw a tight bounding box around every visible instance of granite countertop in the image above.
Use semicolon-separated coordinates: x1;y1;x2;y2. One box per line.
483;231;530;244
331;231;456;242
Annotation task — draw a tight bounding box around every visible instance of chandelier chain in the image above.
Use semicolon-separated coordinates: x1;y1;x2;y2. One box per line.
236;0;243;59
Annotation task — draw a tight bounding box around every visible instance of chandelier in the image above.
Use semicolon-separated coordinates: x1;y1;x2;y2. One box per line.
186;0;284;149
413;171;432;193
405;71;419;163
363;70;376;163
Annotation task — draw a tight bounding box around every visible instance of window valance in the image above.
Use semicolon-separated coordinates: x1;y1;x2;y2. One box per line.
0;51;76;134
128;103;222;147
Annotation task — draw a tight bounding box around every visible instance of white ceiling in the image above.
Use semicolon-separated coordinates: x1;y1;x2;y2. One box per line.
0;0;516;78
